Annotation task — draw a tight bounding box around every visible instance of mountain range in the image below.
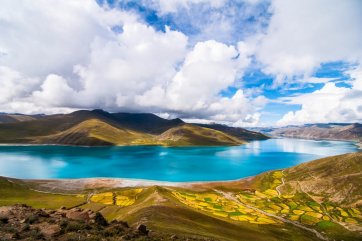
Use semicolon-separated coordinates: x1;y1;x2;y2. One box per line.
250;123;362;145
0;110;268;146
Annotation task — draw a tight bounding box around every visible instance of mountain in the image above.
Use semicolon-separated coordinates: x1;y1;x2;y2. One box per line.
1;153;361;240
157;124;246;146
195;123;269;141
33;119;154;146
112;112;184;134
254;123;362;143
0;113;40;123
0;110;266;146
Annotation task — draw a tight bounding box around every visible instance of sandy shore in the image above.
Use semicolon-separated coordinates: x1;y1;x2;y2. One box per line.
14;176;248;193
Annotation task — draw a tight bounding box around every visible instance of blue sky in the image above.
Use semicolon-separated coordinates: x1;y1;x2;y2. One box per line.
0;0;361;126
103;0;360;126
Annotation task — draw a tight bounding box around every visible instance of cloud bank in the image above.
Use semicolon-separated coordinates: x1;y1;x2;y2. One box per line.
0;0;361;126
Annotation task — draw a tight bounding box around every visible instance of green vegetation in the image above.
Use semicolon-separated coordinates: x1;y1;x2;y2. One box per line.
157;124;246;146
0;177;85;209
0;109;266;146
0;153;361;240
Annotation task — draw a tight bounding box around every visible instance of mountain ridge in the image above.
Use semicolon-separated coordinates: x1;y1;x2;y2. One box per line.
0;109;268;146
249;123;362;143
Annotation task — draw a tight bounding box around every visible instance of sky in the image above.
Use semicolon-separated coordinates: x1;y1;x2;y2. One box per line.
0;0;362;127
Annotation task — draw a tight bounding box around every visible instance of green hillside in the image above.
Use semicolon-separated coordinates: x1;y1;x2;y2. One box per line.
1;153;361;240
195;123;269;141
157;124;246;146
0;109;266;146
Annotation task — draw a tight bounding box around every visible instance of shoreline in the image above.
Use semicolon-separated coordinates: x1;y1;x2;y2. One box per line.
5;175;251;188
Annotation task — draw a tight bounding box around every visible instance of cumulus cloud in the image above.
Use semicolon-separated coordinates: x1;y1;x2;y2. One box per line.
0;0;264;126
0;0;135;77
277;66;362;126
257;0;362;83
3;0;360;126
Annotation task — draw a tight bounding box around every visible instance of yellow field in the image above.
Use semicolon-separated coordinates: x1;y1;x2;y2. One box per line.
172;191;280;225
90;188;143;207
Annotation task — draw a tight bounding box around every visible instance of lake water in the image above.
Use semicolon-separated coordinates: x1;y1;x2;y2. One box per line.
0;138;358;182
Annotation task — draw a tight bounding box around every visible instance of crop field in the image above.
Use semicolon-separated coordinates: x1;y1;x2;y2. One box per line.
172;191;280;225
90;188;143;207
171;170;362;231
238;171;362;228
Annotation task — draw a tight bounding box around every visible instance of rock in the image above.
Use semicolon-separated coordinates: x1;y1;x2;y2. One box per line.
137;224;149;235
60;206;66;210
39;223;61;237
66;210;90;221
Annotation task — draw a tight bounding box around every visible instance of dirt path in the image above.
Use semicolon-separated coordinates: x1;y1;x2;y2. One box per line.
214;189;328;241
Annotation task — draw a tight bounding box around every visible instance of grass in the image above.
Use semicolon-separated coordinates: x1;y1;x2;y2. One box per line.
0;153;361;240
0;177;85;209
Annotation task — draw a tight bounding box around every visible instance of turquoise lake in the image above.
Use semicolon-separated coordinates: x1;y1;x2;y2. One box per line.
0;138;358;182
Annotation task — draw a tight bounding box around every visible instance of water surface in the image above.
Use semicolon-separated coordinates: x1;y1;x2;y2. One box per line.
0;138;358;182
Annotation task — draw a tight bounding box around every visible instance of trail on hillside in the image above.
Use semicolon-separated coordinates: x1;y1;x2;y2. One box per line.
214;189;328;241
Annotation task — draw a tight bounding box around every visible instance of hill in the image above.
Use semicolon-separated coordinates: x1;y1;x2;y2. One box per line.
1;153;361;240
282;153;362;207
0;110;267;146
265;123;362;142
157;124;246;146
33;119;155;146
195;123;269;141
0;113;40;123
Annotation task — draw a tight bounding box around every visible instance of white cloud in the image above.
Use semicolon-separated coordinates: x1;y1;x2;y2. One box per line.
0;66;39;104
257;0;362;83
0;1;263;126
0;0;135;77
277;66;362;126
149;0;226;14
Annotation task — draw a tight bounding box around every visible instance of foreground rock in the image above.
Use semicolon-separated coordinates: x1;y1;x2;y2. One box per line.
0;204;212;241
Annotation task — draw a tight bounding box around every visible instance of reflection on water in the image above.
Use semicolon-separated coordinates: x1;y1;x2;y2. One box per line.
0;138;358;181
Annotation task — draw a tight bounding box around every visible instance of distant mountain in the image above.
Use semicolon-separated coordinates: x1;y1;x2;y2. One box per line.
0;113;40;123
265;123;362;142
0;110;268;146
158;124;246;146
195;123;269;141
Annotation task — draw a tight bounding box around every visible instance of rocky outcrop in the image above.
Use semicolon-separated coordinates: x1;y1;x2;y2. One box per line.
0;204;215;241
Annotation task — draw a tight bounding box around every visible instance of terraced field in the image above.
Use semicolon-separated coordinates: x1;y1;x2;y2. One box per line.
89;188;143;206
172;191;279;224
237;170;362;229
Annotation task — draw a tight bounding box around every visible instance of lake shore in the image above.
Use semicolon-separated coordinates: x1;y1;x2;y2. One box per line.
10;175;250;193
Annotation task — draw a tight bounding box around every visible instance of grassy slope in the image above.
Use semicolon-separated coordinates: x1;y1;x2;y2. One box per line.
283;152;362;206
0;110;255;146
34;120;245;146
157;124;246;146
34;119;156;146
1;153;362;240
195;123;270;141
0;177;85;209
4;182;319;241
